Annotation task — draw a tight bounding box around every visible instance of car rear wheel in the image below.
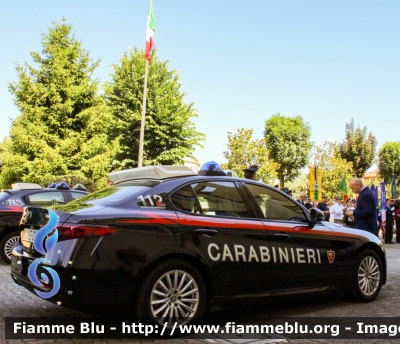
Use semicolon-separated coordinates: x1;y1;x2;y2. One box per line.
135;259;207;328
347;249;383;302
0;232;19;264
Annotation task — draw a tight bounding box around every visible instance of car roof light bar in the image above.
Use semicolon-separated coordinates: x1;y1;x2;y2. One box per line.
109;165;197;184
11;183;43;190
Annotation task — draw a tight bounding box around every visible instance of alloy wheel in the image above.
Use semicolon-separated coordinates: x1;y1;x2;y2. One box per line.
358;255;381;296
150;269;200;327
4;235;19;261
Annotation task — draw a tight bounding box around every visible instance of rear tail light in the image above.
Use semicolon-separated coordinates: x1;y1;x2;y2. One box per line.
56;223;118;241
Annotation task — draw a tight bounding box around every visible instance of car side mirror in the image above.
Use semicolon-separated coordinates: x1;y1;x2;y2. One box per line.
309;208;325;226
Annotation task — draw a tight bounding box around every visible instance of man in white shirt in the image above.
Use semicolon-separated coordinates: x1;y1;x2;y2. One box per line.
331;196;344;224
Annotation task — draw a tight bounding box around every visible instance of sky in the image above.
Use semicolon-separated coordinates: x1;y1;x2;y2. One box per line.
1;0;399;166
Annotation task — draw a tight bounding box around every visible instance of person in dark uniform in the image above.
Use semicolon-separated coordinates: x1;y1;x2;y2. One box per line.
280;187;293;197
346;178;378;236
385;199;395;244
243;165;258;180
317;194;330;221
394;200;400;243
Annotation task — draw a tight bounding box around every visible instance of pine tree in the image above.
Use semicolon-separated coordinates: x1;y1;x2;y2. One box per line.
1;19;118;188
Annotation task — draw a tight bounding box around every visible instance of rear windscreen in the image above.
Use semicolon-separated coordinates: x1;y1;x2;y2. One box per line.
57;181;161;207
0;191;12;204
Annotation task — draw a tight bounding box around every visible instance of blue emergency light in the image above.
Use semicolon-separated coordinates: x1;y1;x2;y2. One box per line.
55;182;70;190
198;161;227;176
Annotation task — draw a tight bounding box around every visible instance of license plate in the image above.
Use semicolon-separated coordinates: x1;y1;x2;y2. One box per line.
22;228;38;243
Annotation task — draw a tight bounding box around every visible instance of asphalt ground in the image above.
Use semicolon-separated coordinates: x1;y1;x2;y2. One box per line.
1;237;400;344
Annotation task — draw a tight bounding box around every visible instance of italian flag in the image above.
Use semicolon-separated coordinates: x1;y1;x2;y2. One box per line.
145;0;155;61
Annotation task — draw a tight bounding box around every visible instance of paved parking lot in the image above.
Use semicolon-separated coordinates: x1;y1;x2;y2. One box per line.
2;240;400;344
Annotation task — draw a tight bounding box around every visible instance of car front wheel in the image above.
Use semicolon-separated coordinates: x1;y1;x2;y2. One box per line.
135;259;207;328
0;232;20;264
348;249;383;302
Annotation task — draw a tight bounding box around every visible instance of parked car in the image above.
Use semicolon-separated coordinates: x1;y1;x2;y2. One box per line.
0;182;87;263
10;164;386;328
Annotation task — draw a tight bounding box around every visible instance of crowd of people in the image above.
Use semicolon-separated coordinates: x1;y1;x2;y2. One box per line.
384;198;399;244
241;165;400;243
300;193;357;225
294;178;400;244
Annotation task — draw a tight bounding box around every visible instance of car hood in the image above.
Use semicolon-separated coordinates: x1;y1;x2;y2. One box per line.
322;221;380;243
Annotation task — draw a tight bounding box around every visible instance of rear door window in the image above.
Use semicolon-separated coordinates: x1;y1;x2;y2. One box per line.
173;181;253;218
170;185;201;213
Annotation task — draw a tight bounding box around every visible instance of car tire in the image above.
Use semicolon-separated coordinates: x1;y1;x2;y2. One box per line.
0;232;19;264
134;259;207;328
347;249;383;302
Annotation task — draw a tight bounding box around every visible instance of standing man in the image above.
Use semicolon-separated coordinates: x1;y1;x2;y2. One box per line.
394;200;400;243
346;178;378;236
317;195;330;221
385;199;395;244
304;197;314;210
296;192;307;206
243;165;258;180
331;196;344;224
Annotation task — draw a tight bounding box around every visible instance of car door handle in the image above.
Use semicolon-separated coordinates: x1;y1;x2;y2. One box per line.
194;229;218;237
272;232;291;240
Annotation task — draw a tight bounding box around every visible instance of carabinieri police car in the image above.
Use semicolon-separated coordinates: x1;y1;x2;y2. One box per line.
10;162;386;328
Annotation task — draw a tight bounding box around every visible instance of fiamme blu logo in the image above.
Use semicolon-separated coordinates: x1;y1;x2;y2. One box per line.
27;209;61;299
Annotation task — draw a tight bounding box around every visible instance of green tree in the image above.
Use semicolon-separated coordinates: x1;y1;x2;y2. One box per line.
285;174;309;200
0;141;4;176
221;128;279;184
104;48;205;169
339;119;377;177
1;19;118;189
378;142;400;189
264;114;312;188
313;142;354;199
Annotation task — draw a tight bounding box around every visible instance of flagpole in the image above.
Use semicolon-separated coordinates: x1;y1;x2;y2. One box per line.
138;58;149;168
138;0;154;168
